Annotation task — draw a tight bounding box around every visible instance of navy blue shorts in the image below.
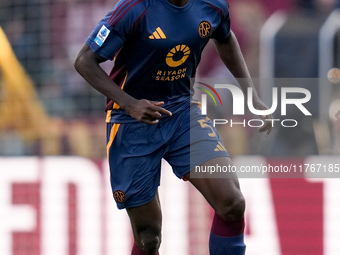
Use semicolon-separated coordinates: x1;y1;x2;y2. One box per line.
106;102;229;209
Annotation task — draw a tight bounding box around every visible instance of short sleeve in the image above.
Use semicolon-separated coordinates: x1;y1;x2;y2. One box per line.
211;2;231;42
85;19;125;61
85;0;149;60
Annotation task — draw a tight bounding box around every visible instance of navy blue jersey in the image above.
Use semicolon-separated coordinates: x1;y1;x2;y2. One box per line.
86;0;231;123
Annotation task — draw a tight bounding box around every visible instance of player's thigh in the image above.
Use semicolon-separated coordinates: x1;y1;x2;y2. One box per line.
184;156;245;219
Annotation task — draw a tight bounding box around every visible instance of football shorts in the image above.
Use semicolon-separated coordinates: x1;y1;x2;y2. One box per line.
106;102;229;209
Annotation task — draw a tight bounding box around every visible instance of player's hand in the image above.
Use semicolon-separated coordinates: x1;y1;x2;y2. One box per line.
124;99;172;125
252;96;273;137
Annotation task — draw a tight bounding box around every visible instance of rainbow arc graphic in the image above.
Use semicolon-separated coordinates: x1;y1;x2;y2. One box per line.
196;82;222;106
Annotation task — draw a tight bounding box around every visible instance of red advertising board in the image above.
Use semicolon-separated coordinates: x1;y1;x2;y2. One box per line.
1;156;339;255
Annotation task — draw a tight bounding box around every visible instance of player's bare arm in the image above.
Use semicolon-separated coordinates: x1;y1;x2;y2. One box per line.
74;44;172;125
214;31;273;137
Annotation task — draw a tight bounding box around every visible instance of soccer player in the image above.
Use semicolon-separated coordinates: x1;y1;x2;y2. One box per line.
74;0;272;254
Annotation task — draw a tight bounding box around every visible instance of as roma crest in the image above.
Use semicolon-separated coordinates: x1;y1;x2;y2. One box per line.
113;190;126;203
198;21;211;38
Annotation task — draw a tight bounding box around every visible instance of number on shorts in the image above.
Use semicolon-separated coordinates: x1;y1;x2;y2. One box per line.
197;118;216;137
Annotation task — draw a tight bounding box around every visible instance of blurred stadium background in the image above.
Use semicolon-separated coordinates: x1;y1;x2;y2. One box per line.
1;0;340;254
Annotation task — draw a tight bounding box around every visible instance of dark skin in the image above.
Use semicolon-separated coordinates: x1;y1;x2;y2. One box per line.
124;34;272;255
214;31;273;137
74;1;272;253
167;0;189;6
74;47;172;125
74;32;272;135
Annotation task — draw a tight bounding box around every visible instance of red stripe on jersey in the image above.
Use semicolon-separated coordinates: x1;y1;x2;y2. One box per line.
105;63;128;112
108;0;145;26
111;0;145;26
130;6;149;32
205;2;224;18
108;0;134;25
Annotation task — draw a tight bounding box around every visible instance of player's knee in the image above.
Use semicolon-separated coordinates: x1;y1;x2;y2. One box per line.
216;193;245;221
137;228;161;254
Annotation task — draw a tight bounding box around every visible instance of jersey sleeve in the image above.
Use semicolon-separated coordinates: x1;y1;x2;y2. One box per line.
85;0;148;60
210;1;231;42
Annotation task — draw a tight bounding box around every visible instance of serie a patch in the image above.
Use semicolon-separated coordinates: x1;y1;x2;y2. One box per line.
94;25;110;47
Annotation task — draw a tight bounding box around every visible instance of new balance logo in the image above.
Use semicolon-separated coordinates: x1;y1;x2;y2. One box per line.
149;27;166;39
214;142;227;152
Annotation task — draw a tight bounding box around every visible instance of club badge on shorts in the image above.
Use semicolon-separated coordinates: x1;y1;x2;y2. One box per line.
113;190;126;203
